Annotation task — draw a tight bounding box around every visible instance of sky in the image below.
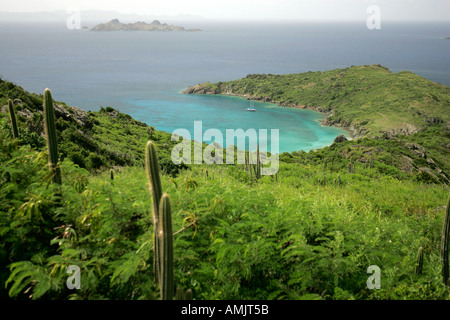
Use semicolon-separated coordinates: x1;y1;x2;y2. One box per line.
0;0;449;21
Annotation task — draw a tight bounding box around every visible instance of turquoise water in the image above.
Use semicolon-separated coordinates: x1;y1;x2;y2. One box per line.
1;21;449;153
126;89;346;153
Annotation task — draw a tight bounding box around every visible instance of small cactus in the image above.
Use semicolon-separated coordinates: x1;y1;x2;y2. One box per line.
441;194;450;286
185;289;193;300
256;144;261;179
7;99;19;139
320;174;326;186
347;160;355;174
415;246;424;275
248;150;253;180
245;151;249;172
145;141;163;283
175;287;193;300
175;287;183;300
158;193;174;300
43;89;61;184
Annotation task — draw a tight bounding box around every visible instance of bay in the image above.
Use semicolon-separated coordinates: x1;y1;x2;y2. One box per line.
0;20;448;152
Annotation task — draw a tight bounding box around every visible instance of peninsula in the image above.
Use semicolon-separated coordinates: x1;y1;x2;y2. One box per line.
182;65;450;139
90;19;202;32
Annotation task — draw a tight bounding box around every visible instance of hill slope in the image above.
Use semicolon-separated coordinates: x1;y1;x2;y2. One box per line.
0;78;186;175
0;74;449;301
182;64;450;138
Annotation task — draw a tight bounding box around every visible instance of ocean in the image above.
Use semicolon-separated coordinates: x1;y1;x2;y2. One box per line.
0;20;449;152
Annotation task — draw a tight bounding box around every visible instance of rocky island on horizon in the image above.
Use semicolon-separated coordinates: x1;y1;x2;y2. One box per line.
90;18;202;32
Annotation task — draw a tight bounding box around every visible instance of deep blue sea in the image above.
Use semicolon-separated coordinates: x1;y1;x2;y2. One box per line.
0;20;449;152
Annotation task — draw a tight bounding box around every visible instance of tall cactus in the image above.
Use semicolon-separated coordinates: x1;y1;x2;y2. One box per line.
245;151;249;173
159;193;174;300
145;141;163;283
43;89;61;184
441;194;450;286
348;159;356;174
414;246;424;275
248;149;253;180
8;99;19;139
256;144;261;179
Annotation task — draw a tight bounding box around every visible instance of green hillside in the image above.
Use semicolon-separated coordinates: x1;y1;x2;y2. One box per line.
0;79;187;176
183;64;450;138
0;71;449;301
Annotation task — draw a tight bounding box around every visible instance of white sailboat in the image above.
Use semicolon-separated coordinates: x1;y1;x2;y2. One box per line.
247;101;256;112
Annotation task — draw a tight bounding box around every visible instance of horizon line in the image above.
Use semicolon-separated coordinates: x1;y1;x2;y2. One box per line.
0;10;449;23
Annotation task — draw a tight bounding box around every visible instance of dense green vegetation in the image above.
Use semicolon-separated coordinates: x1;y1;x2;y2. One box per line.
0;71;449;300
0;79;187;176
186;65;450;137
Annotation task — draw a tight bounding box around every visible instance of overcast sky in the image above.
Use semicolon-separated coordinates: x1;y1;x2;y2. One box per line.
1;0;449;21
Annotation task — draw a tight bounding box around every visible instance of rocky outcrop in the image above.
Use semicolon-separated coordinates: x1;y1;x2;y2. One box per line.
321;118;367;139
381;124;422;139
2;98;91;128
333;135;348;143
67;106;90;127
425;117;444;125
405;143;427;158
91;19;201;32
182;84;216;95
401;155;415;173
403;142;449;184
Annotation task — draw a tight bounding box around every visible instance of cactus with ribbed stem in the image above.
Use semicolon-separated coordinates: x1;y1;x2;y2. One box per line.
245;151;249;173
7;99;19;139
145;140;163;283
320;174;326;186
158;193;174;300
415;246;424;275
248;150;253;180
441;194;450;286
175;287;183;300
255;144;261;180
175;287;193;300
43;89;61;184
347;159;355;174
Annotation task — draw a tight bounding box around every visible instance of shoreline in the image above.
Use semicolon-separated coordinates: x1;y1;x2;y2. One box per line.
180;89;362;141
